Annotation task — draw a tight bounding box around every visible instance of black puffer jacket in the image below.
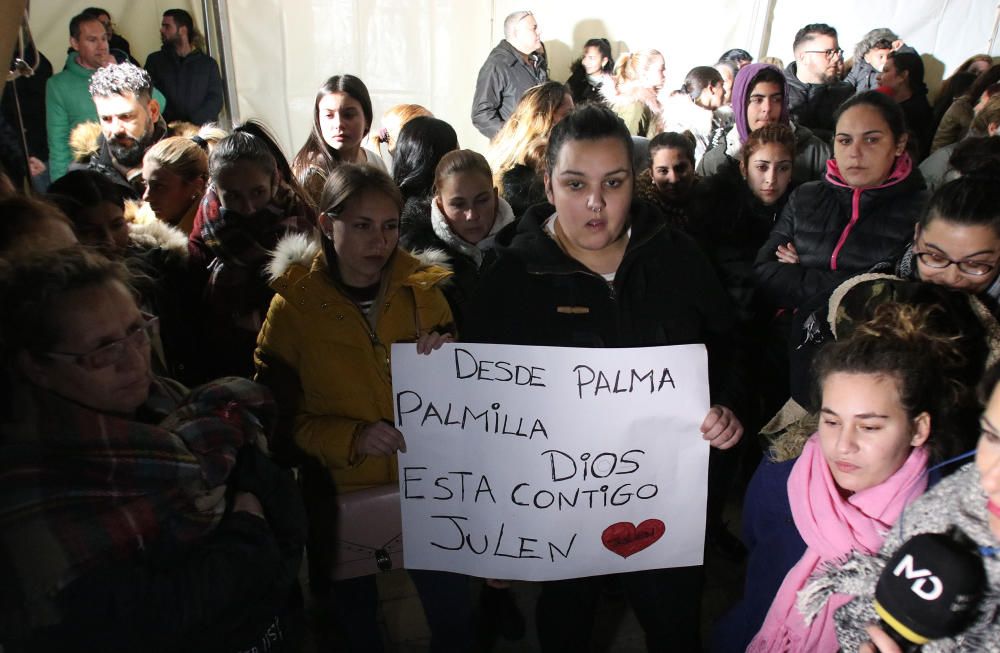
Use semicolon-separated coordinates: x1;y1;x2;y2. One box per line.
754;156;928;311
471;40;548;139
464;200;746;414
784;62;854;141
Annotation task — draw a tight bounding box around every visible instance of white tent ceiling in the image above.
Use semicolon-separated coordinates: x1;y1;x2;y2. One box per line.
30;0;1000;158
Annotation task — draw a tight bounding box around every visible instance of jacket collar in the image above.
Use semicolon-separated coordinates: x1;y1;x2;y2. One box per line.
500;200;666;275
429;196;515;267
824;152;914;191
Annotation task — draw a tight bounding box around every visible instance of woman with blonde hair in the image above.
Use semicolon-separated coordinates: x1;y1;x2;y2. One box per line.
140;135;210;234
372;103;433;170
603;48;666;137
485;81;573;216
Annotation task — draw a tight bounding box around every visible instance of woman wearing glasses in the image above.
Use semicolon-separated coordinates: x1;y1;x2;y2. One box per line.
0;247;304;651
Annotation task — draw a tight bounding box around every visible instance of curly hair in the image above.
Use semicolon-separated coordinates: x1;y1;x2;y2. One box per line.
88;62;153;101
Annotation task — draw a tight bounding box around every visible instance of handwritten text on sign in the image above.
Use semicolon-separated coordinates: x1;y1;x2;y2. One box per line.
392;343;710;582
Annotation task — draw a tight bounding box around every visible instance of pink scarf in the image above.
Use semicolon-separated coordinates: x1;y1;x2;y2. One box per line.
748;434;929;652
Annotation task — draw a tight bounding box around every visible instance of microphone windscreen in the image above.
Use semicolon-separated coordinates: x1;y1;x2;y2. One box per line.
874;528;986;644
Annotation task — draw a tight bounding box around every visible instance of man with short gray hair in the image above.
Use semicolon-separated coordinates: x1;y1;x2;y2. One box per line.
72;62;167;197
471;10;548;139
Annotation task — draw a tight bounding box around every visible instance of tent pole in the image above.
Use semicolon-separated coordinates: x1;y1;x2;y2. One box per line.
205;0;239;128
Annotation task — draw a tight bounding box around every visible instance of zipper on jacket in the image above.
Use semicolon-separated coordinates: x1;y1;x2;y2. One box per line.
829;187;863;271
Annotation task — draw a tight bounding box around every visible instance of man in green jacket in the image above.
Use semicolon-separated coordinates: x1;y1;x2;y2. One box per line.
46;13;166;181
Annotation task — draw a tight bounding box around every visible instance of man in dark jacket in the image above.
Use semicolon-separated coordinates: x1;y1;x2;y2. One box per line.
785;23;853;140
70;62;167;199
144;8;223;125
471;10;548;139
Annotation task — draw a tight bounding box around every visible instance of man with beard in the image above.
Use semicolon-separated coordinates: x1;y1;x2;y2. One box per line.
73;63;166;198
784;23;853;140
144;9;223;125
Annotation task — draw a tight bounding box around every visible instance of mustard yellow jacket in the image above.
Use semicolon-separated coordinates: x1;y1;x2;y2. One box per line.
254;234;454;492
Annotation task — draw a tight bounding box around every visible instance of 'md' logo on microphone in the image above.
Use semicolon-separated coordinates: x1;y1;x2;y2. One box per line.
874;527;987;644
891;554;943;600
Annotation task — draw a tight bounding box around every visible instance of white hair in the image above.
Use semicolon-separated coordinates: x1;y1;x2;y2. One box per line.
503;11;533;41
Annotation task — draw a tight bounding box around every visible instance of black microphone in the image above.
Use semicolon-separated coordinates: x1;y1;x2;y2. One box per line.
873;526;986;652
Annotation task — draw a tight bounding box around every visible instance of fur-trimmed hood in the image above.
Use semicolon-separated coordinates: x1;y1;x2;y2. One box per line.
266;232;451;284
124;201;189;262
69;121;101;164
600;80;663;114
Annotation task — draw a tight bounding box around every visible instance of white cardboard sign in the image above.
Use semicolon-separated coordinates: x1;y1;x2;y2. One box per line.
392;342;710;581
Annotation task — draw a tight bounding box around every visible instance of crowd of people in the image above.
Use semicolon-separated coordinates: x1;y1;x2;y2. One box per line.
1;6;1000;653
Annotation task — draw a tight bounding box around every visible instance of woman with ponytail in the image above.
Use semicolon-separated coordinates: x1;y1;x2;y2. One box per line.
602;49;666;137
878;51;934;161
659;66;726;165
713;302;976;652
188;121;316;381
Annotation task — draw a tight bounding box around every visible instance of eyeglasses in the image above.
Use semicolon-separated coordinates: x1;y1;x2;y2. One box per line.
803;48;844;60
44;314;158;370
914;250;997;277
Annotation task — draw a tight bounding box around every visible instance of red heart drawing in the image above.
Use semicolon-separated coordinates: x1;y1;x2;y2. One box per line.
601;519;666;558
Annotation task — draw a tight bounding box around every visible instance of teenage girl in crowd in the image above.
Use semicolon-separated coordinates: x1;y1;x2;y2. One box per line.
697;63;830;183
691;124;797;428
566;38;615;106
486;81;574;217
255;164;470;652
391;116;459;205
713;302;973;652
292;75;387;205
188;122;316;381
603;49;666;137
372;103;432;172
659;66;726;165
139;135;209;235
634;131;700;231
400;148;515;328
464;103;745;652
828;362;1000;653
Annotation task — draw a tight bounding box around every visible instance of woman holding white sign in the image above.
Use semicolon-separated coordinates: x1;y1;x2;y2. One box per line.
464;103;747;652
254;164;470;652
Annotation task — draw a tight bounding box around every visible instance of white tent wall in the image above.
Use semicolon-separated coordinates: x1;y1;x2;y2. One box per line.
29;1;1000;161
32;1;205;79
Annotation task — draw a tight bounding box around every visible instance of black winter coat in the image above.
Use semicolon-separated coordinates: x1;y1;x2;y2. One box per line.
753;160;928;311
471;40;548;139
566;59;608;106
144;47;224;125
464;200;746;414
689;161;792;327
399;197;484;331
784;62;854;141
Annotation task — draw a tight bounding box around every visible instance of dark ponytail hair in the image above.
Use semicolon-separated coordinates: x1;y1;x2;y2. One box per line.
584;38;614;74
920;169;1000;237
679;66;723;102
835;90;908;143
887;51;928;97
391;117;459;202
545;104;633;175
